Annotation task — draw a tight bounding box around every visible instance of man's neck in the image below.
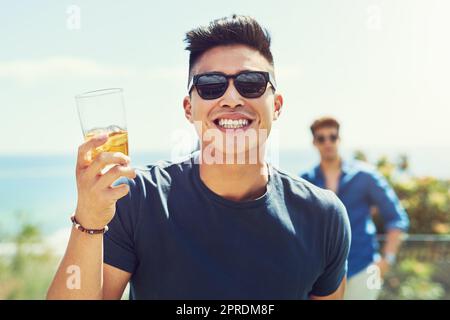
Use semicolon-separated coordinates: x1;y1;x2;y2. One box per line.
320;156;342;174
199;161;269;202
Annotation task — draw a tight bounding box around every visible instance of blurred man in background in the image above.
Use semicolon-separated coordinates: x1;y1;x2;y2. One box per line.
300;117;410;300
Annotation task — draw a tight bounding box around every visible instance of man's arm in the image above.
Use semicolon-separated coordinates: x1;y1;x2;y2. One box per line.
47;228;131;299
103;263;132;299
47;227;103;299
310;278;346;300
376;228;404;278
367;170;409;276
47;134;136;299
367;169;409;232
382;228;404;256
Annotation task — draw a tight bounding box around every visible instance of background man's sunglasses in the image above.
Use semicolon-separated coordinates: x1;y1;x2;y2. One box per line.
315;134;339;144
188;71;276;100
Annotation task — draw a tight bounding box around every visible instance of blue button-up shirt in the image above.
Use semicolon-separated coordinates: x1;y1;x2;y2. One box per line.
300;159;409;278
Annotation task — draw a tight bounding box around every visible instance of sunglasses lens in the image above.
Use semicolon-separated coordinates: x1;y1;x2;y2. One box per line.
316;136;325;143
316;134;338;144
193;72;270;99
235;72;267;98
196;74;228;99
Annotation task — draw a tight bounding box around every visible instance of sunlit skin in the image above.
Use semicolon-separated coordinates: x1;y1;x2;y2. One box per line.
182;44;283;202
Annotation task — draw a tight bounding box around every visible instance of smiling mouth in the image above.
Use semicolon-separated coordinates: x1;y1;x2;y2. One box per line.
213;118;254;130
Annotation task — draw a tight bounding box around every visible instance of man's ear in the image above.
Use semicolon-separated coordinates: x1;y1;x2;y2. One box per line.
183;95;194;123
273;93;283;121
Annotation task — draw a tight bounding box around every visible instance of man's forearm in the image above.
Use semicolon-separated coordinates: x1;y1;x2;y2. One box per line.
382;228;404;257
47;227;104;299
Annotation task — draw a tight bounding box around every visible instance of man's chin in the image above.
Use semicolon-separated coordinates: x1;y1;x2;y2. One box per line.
322;154;338;161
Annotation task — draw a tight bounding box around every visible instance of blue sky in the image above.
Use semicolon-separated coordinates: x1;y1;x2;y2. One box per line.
1;0;449;154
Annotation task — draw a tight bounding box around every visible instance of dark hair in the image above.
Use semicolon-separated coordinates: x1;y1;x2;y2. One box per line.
184;14;274;82
310;117;340;136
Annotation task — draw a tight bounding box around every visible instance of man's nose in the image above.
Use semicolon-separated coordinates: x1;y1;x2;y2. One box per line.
219;79;245;108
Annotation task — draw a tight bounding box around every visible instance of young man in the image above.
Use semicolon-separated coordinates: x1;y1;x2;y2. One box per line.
300;117;409;300
47;15;351;300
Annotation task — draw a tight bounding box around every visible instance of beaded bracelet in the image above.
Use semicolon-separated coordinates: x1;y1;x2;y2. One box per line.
71;215;109;235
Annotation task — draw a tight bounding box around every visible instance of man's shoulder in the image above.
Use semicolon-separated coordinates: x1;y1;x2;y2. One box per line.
345;159;380;181
140;154;193;177
115;153;196;200
344;159;377;174
298;165;318;181
272;166;347;219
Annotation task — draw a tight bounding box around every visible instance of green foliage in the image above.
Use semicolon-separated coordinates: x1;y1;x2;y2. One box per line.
380;259;447;300
0;216;58;299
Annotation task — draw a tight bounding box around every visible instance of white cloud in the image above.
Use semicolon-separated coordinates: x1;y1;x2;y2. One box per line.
0;56;189;85
0;57;134;83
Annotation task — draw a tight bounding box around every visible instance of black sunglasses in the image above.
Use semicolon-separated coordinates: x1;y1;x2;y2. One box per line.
315;134;339;144
188;71;276;100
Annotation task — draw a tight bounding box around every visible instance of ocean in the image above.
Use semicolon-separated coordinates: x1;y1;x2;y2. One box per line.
0;147;449;237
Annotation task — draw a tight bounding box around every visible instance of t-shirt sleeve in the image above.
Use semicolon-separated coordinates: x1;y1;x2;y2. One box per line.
103;177;140;274
310;197;351;297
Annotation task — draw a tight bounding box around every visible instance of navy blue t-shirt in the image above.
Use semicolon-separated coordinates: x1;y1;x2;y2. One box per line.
104;153;351;299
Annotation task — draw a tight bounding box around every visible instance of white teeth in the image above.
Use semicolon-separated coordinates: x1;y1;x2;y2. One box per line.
217;118;249;129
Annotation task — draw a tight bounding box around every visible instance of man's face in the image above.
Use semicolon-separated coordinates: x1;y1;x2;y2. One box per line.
183;44;283;162
312;126;340;161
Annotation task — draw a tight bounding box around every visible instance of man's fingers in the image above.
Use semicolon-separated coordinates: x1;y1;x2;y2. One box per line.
88;152;130;177
107;183;131;200
96;165;136;189
77;134;108;169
